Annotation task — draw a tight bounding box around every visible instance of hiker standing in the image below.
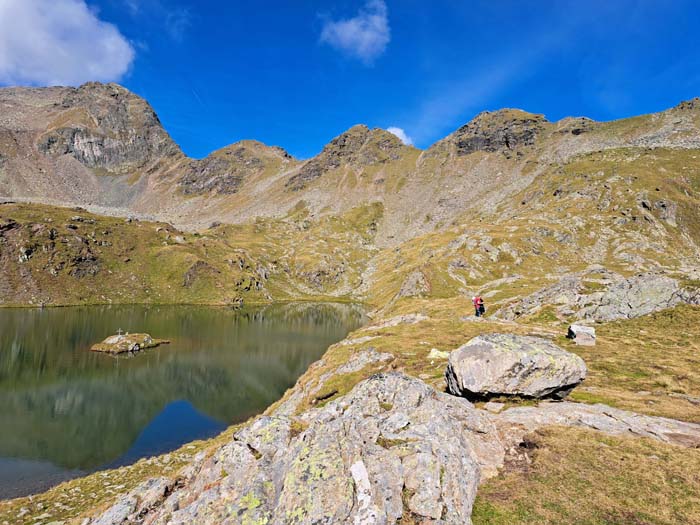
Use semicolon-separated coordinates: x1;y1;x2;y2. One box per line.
472;295;486;317
472;295;485;317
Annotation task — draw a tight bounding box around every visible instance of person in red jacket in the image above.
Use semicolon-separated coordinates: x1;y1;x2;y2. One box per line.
472;295;485;317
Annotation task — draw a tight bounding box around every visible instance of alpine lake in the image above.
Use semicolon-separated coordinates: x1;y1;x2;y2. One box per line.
0;303;365;499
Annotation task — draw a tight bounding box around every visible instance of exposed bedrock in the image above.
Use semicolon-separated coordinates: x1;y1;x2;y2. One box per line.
87;372;700;525
498;271;700;322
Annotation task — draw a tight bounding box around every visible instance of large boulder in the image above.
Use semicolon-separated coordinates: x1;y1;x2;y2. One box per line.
445;333;587;399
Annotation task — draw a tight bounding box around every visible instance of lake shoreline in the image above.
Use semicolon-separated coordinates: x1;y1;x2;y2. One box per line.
0;303;365;501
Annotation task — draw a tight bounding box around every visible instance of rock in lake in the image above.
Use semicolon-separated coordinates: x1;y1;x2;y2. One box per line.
567;324;596;346
445;333;587;399
90;333;169;355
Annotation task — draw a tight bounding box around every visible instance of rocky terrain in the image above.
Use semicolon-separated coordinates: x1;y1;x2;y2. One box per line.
2;84;700;524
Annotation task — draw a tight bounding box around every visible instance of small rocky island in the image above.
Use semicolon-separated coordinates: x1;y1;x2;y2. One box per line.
90;333;169;355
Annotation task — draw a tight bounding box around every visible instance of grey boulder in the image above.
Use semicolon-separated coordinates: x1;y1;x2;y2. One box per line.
567;324;596;346
445;333;587;399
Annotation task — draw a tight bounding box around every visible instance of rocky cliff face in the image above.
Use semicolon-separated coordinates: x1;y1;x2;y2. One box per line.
427;109;548;158
180;140;295;195
0;83;183;209
35;82;181;173
286;125;409;191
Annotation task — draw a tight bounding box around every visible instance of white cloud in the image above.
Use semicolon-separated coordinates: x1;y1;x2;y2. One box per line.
0;0;135;86
320;0;390;64
387;127;413;146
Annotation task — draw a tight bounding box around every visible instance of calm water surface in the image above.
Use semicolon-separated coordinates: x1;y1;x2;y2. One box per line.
0;303;364;499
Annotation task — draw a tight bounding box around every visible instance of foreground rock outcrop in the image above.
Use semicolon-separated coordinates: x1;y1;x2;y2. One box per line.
445;334;587;399
91;373;500;525
86;372;700;525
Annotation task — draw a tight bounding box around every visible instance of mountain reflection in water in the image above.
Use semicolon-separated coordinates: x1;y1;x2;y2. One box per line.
0;303;364;498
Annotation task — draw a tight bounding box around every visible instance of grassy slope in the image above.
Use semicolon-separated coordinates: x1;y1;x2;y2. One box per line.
366;147;700;316
472;426;700;525
0;201;381;306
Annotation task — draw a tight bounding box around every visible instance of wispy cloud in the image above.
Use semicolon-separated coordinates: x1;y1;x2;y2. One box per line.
123;0;192;43
387;127;413;146
320;0;390;65
165;7;191;42
124;0;141;15
0;0;134;86
408;66;520;145
404;19;584;146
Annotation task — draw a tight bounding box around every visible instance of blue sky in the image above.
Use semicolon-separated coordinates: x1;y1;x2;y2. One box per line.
1;1;699;159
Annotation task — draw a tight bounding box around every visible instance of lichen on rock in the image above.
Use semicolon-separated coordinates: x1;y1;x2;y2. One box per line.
445;333;587;399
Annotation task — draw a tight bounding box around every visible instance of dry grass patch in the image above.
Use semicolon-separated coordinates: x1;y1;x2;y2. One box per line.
567;305;700;422
472;426;700;525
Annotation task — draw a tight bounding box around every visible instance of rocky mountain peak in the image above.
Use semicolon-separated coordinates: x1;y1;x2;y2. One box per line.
229;139;295;160
428;108;549;157
319;124;410;161
179;139;296;196
325;124;372;153
32;81;182;174
675;97;700;111
554;116;596;136
285;124;411;191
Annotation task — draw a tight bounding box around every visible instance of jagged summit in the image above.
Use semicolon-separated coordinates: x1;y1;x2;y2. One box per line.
1;81;182;175
2;81;700;235
224;139;295;160
675;97;700;111
285;124;412;191
179;140;297;196
428;108;549;157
